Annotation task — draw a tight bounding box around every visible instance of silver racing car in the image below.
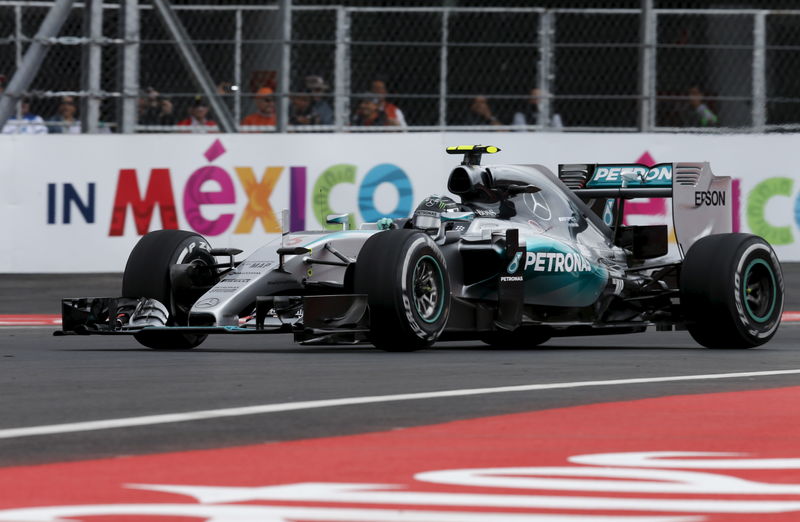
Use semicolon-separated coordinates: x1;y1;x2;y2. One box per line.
57;145;784;351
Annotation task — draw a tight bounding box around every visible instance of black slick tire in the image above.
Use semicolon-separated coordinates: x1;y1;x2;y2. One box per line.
122;230;214;350
354;229;450;352
681;233;783;349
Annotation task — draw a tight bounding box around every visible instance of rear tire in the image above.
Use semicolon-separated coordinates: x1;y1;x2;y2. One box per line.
681;233;783;349
122;230;215;350
354;230;450;352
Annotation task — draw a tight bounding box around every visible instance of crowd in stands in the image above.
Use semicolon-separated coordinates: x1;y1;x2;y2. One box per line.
0;72;720;133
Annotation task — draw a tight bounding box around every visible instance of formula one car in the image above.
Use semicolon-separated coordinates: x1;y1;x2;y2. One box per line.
57;145;784;350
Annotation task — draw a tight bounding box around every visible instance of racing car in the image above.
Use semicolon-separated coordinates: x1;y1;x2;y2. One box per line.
57;145;784;351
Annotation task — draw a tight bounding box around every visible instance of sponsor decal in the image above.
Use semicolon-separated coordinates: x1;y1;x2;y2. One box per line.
473;208;497;217
423;197;450;210
524;251;592;272
244;261;273;269
588;164;673;187
746;176;800;245
559;215;579;227
602;198;615;226
500;275;523;282
313;163;413;231
618;152;669;227
107;141;291;236
506;251;523;274
47;140;413;237
695;190;726;207
522;191;552;221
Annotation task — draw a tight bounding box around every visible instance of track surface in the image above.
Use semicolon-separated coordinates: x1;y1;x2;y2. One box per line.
0;265;798;466
0;269;798;520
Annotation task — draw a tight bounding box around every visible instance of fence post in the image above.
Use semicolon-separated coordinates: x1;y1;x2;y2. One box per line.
81;0;103;133
119;0;140;134
638;0;656;131
537;9;553;129
752;11;767;132
334;6;350;130
0;0;75;131
234;8;243;125
439;9;449;129
14;5;22;74
277;0;291;132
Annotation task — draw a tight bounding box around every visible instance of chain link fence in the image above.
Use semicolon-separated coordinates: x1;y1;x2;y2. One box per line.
2;0;800;133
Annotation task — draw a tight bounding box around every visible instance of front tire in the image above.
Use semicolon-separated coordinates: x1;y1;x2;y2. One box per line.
681;233;783;349
354;230;451;351
122;230;215;350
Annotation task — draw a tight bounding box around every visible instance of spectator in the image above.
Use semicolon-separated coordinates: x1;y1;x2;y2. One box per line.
2;97;47;134
241;87;276;130
47;96;81;134
351;95;397;127
289;91;319;125
140;87;176;127
370;78;406;127
512;88;563;129
685;85;718;127
462;95;502;127
177;97;217;132
305;75;333;125
216;81;238;96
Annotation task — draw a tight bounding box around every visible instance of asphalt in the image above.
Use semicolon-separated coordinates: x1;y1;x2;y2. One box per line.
0;265;797;467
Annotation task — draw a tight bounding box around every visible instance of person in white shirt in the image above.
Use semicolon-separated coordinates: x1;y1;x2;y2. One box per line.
2;97;48;134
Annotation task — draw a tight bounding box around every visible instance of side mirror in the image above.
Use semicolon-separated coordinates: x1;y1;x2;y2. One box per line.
506;184;541;195
326;214;349;231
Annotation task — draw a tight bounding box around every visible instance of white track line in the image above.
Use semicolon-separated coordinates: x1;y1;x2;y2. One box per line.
3;369;800;440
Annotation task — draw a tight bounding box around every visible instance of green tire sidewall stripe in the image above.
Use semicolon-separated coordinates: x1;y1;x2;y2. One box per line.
743;258;777;324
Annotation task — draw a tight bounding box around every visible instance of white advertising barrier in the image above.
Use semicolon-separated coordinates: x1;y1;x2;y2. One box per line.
0;132;798;272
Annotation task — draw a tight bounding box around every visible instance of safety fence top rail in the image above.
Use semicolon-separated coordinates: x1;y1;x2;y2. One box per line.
6;3;800;14
3;1;800;134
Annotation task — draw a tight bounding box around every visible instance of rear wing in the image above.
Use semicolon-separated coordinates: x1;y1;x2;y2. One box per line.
558;162;732;257
559;163;673;198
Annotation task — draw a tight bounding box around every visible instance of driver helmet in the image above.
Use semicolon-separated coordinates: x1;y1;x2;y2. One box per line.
412;195;460;229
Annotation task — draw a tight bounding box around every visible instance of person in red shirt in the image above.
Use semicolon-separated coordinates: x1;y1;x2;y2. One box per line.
241;87;276;130
177;97;217;132
351;96;391;126
370;79;406;127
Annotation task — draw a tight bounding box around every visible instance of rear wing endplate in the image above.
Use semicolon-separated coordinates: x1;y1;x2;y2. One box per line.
558;162;732;257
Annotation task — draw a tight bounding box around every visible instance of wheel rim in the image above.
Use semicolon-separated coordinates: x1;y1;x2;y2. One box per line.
412;255;444;323
743;258;777;323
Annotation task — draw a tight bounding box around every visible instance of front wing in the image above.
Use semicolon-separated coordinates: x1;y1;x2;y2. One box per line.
54;295;370;344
